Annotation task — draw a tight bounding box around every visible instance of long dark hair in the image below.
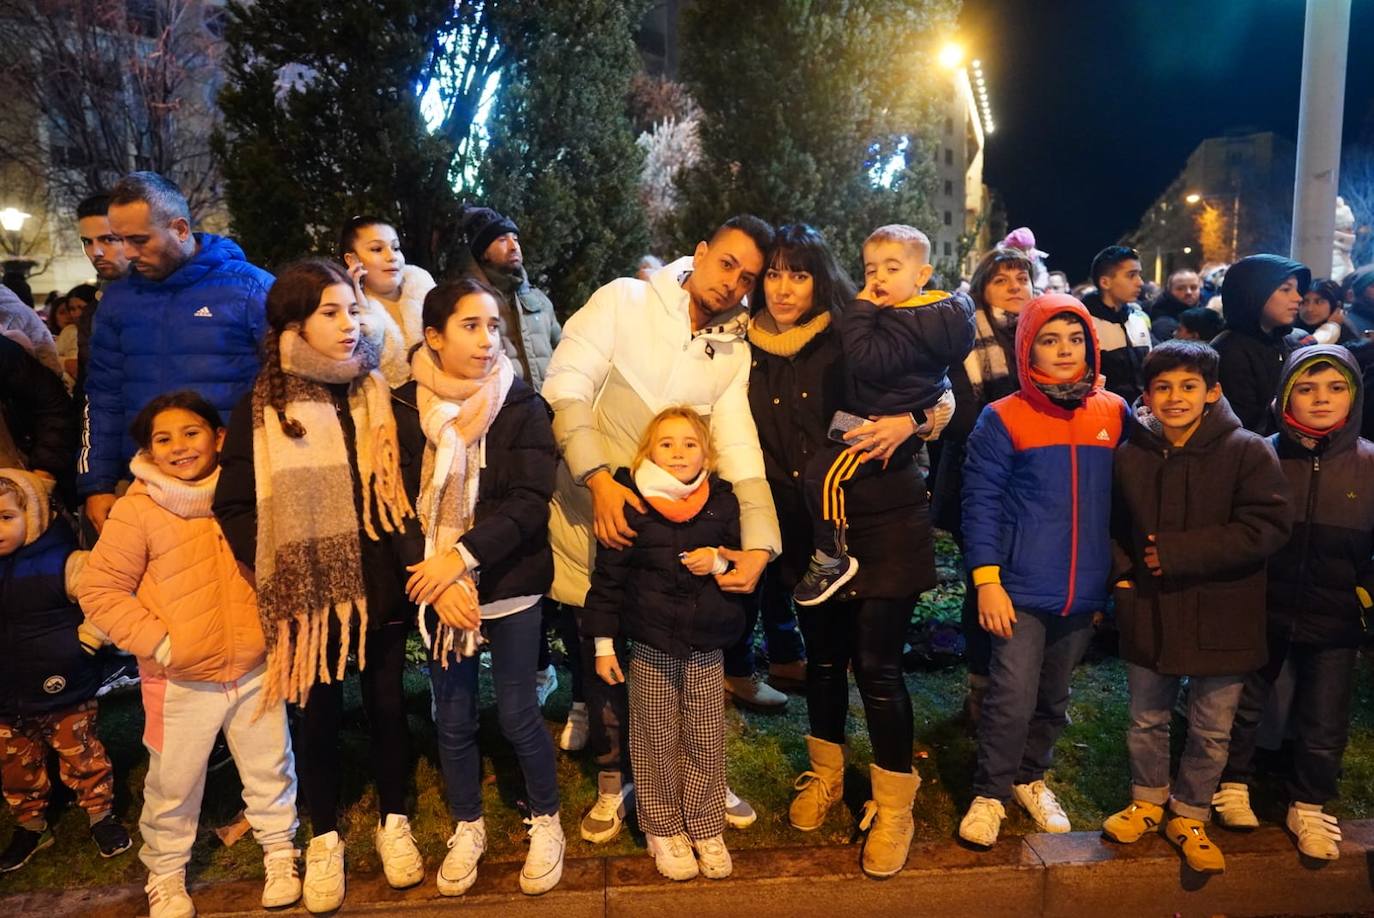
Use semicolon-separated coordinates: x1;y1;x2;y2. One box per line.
261;258;352;438
753;223;855;323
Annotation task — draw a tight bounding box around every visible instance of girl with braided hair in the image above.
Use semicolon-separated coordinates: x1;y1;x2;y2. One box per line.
213;258;422;914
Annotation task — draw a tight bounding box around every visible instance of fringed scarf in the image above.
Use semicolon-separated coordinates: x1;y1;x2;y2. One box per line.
252;329;413;707
963;305;1018;403
128;453;217;519
410;346;515;665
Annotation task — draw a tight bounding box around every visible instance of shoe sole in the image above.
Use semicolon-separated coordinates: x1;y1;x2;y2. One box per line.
724;691;788;713
580;805;627;844
96;836;133;859
262;889;303;909
1101;823;1155;845
437;863;480;896
302;887;345;914
1286;824;1341;861
793;558;860;607
699;864;732;879
724;811;757;829
520;850;565;895
0;832;54;872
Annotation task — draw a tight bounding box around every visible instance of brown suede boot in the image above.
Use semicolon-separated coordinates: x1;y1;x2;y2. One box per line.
859;764;920;878
788;736;845;831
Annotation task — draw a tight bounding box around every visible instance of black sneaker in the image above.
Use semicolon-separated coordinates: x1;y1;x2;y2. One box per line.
90;815;132;858
793;553;859;607
0;826;53;872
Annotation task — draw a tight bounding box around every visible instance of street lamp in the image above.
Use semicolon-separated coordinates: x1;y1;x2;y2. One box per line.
1184;191;1240;263
1184;193;1201;205
0;207;30;254
938;42;964;70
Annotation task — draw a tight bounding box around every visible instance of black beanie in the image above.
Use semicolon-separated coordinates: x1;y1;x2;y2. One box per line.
463;206;519;261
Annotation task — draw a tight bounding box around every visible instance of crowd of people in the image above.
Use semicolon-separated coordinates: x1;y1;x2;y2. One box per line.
3;169;1374;917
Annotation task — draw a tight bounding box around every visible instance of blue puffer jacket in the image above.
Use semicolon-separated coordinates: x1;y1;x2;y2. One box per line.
78;234;271;495
0;518;103;717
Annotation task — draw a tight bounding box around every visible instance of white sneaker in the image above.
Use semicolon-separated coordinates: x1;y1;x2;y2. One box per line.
580;774;633;843
302;831;345;914
261;847;302;908
520;812;565;895
535;664;559;707
146;870;196;918
1211;782;1260;829
559;702;588;751
693;834;733;879
1287;803;1341;860
437;818;486;897
724;787;757;829
374;813;424;889
1012;780;1071;833
959;796;1006;848
646;832;699;881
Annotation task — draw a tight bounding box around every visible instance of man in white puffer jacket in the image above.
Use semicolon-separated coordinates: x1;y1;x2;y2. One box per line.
542;215;783;844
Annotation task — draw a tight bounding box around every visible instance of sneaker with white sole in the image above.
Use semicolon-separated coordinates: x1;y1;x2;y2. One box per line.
1012;780;1071;833
374;813;424;889
793;553;860;607
959;796;1006;848
724;787;757;829
302;831;345;914
261;847;301;908
535;664;559;707
437;818;486;896
520;812;565;895
146;870;196;918
581;772;633;843
646;832;699;881
559;702;588;751
693;834;733;879
1287;803;1341;860
1211;782;1259;830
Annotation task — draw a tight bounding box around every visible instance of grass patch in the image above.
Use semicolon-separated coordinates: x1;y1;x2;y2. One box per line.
5;539;1374;894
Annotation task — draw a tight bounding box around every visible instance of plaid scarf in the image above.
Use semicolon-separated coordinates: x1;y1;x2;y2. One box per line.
962;304;1017;403
252;330;412;706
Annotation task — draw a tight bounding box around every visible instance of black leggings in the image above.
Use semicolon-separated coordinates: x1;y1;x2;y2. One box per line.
297;621;412;834
798;596;915;772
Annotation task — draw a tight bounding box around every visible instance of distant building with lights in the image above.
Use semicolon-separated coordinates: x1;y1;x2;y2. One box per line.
1127;130;1296;282
932;55;995;278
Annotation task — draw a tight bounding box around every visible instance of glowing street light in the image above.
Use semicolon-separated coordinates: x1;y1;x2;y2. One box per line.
1183;246;1193;254
938;42;964;70
1184;193;1202;205
0;207;29;233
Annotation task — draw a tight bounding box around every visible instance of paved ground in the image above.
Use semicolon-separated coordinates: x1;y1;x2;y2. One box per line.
8;820;1374;917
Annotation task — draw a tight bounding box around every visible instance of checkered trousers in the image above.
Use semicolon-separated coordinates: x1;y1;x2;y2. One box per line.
628;642;726;840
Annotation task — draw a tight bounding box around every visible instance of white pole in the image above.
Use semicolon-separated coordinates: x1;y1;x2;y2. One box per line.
1290;0;1351;271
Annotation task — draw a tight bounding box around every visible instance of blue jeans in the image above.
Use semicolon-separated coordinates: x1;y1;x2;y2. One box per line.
973;609;1093;802
429;603;559;820
1126;666;1243;821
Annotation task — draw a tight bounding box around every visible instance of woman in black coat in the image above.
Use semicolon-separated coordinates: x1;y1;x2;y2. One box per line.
747;224;935;879
929;246;1035;723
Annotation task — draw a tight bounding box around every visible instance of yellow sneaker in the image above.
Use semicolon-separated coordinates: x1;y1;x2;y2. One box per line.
1102;800;1165;844
1166;816;1225;874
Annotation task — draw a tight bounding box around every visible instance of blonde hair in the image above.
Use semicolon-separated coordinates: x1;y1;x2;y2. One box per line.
865;224;931;262
0;477;23;509
631;406;716;474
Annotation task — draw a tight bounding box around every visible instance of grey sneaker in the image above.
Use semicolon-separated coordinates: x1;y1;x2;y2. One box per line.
724;787;757;829
580;772;633;843
793;553;859;606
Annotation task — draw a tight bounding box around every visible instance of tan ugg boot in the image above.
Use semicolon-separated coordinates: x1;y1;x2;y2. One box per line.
788;736;846;831
858;764;920;878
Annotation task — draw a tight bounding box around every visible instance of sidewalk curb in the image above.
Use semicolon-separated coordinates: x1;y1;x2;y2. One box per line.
8;821;1374;917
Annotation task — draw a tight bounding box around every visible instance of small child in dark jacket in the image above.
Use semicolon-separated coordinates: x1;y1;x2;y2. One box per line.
795;224;974;606
583;406;748;883
1215;345;1374;862
0;469;131;872
1103;341;1291;875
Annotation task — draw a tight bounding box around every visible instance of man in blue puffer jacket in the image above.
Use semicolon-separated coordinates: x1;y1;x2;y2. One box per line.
78;173;271;532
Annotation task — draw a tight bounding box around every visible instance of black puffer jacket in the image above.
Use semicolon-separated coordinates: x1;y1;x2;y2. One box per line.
748;319;936;598
392;378;556;604
580;468;747;658
1267;345;1374;647
1111;396;1293;676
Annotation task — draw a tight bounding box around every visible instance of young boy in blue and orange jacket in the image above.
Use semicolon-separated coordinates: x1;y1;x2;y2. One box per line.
958;293;1128;848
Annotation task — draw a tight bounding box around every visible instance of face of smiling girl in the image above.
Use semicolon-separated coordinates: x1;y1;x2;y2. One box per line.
148;407;226;481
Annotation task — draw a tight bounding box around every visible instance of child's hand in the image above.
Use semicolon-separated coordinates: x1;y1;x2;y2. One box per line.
407;549;467;605
859;278;889;307
680;547;721;576
347;260;368;294
977;583;1017;639
1143;534;1162;577
595;654;625;685
433;583;480;631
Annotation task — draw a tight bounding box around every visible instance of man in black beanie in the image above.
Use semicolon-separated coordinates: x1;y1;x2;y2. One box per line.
461;205;562;392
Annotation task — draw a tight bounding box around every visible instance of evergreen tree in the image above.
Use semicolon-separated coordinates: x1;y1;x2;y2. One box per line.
215;0;466;270
673;0;958;275
477;0;651;316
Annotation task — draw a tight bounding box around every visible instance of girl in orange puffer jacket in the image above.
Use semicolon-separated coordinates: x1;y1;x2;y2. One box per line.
80;390;301;918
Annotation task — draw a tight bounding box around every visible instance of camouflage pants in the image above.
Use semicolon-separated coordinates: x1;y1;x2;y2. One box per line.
0;699;115;829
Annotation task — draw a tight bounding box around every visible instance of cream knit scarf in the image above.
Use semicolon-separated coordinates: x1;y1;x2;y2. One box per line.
252;329;413;706
410;346;514;664
128;453;217;519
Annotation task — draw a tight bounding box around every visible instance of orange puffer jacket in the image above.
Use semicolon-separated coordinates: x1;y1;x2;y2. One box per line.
78;458;264;683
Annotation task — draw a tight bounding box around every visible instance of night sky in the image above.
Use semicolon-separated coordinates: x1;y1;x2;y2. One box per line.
958;0;1374;282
